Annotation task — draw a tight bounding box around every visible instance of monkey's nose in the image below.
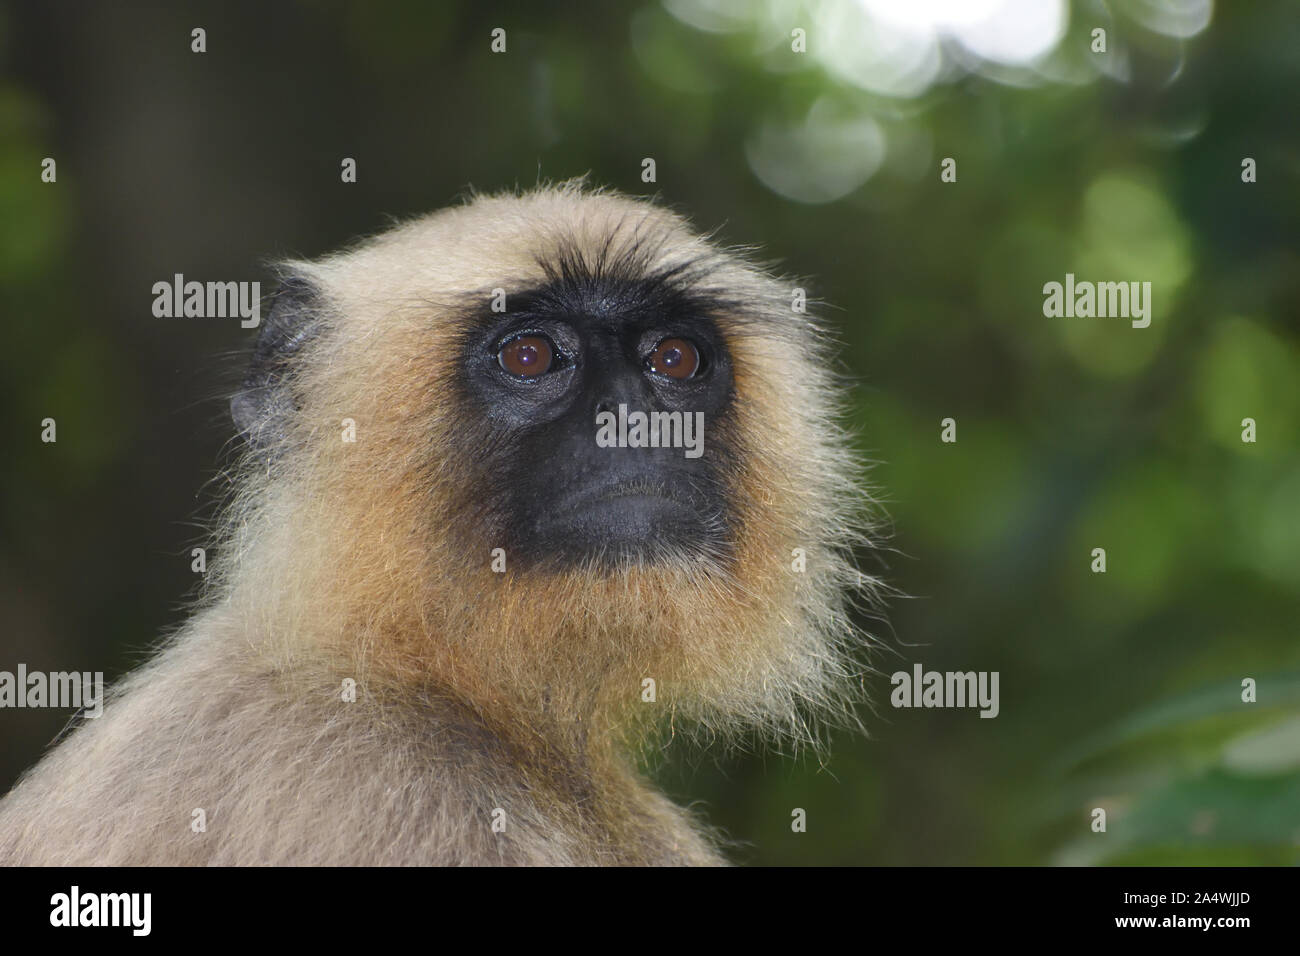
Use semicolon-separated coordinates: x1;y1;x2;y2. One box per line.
594;389;653;417
593;366;655;417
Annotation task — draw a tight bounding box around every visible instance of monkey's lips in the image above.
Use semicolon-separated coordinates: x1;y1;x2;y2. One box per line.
533;478;719;563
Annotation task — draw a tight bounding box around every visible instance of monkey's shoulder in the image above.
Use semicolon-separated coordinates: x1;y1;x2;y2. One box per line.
0;640;722;865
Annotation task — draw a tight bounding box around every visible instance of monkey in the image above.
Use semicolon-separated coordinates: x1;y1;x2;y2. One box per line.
0;180;879;865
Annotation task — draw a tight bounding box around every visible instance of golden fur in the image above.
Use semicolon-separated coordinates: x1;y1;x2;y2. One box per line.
0;181;879;865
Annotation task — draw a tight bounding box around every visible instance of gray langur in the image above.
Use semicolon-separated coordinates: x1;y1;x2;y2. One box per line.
0;181;880;865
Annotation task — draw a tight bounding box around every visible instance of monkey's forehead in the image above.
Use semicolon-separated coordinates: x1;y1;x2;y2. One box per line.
290;186;761;309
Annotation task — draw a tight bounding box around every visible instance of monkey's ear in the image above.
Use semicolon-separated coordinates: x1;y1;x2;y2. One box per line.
231;277;321;451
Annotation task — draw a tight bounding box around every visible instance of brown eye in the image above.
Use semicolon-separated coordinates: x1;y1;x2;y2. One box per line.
498;335;553;378
648;338;700;380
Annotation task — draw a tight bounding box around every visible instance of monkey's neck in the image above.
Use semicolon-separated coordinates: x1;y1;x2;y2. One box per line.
220;551;666;767
285;606;643;767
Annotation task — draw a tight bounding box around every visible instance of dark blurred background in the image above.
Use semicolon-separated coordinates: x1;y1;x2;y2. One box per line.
2;0;1297;864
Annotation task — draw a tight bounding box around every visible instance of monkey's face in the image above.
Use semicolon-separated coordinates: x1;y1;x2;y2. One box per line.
236;193;824;589
234;192;831;586
453;267;740;570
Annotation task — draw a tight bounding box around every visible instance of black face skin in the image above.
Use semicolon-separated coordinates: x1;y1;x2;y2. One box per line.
456;255;739;570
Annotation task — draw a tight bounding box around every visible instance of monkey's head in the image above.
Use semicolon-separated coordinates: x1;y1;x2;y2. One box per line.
225;181;880;748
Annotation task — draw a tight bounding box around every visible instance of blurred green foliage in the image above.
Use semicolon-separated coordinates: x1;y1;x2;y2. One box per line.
1;0;1296;864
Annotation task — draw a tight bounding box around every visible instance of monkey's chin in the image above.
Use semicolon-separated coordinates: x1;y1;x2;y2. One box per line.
528;494;723;570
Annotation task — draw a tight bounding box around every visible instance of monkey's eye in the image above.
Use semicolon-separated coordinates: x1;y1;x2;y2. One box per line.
647;338;700;380
498;335;554;378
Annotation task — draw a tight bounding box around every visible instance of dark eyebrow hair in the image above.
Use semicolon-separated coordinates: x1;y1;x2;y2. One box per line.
528;229;729;320
445;227;736;334
501;273;729;329
448;222;803;346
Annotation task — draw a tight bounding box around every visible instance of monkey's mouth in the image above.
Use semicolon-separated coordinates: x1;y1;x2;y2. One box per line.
527;476;724;566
